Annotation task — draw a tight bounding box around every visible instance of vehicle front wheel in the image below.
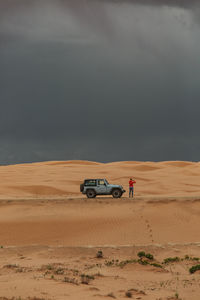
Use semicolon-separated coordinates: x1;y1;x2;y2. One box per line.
86;189;96;198
112;189;122;198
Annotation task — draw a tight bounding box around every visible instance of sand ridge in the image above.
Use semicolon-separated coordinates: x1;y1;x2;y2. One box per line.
0;160;199;199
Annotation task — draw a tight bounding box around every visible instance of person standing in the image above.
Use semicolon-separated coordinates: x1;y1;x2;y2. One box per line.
129;178;136;198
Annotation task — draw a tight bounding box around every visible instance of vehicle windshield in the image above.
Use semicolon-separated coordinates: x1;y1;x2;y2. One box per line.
105;179;109;185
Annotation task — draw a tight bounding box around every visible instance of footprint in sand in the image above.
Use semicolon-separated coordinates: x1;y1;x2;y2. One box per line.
144;219;154;243
133;205;154;243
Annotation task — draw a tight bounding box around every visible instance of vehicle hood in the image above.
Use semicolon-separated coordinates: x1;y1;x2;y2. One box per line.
108;184;123;188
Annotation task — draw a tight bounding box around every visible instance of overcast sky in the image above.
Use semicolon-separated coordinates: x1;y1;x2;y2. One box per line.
0;0;200;164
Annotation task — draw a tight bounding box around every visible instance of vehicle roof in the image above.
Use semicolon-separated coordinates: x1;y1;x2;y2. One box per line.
84;179;107;181
84;179;105;180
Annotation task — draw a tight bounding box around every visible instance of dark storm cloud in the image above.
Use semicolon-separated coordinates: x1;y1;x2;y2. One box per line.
0;0;200;163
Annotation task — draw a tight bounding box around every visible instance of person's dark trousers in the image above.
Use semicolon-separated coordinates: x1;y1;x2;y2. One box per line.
129;187;134;197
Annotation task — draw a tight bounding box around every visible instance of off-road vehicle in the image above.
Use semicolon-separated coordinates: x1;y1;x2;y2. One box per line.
80;178;125;198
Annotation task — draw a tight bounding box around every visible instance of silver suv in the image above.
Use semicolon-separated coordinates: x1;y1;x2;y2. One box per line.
80;178;125;198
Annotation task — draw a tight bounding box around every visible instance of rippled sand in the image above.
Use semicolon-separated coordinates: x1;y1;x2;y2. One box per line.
0;160;200;300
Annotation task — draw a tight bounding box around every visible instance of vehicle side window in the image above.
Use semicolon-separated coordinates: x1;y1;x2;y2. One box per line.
85;180;96;186
98;180;105;185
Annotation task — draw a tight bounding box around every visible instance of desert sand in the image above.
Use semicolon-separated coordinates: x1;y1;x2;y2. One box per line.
0;160;200;300
0;160;200;199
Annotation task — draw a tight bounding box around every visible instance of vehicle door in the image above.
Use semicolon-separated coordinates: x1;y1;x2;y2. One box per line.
96;179;107;194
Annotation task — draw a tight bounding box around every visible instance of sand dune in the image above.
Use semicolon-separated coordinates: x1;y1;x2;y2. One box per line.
0;198;200;299
45;160;101;166
0;160;200;299
0;160;199;199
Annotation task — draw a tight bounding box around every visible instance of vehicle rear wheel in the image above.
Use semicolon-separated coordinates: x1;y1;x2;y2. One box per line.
80;184;84;192
112;189;122;198
86;189;96;198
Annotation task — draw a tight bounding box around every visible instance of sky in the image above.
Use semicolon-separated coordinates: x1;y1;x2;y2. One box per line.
0;0;200;164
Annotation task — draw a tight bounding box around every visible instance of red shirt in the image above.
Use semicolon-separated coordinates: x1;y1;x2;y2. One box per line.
129;180;136;187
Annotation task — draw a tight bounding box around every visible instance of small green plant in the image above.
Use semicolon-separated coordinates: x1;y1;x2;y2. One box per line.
105;259;115;266
163;257;180;264
0;245;3;249
150;262;163;268
118;259;137;268
96;250;103;258
138;259;149;265
80;274;94;284
125;290;132;298
137;251;154;260
192;257;200;261
184;255;200;261
189;264;200;274
145;253;154;260
175;292;179;299
137;251;146;258
46;264;54;270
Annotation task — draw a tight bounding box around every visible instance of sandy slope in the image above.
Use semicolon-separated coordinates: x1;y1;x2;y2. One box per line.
0;198;200;300
0;198;200;247
0;160;199;199
0;160;200;300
